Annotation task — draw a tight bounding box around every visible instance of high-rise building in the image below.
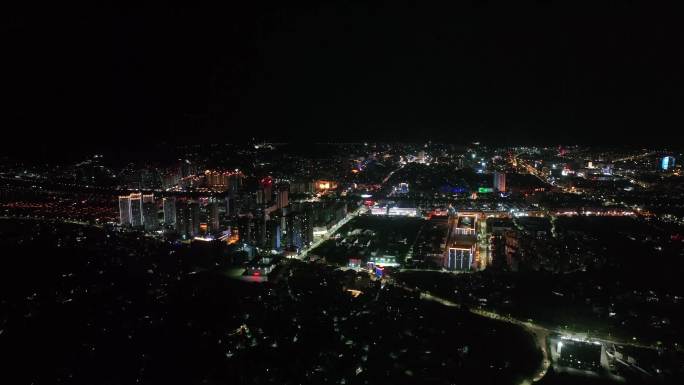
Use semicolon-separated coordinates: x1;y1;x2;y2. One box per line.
276;189;289;209
225;196;233;217
129;193;143;227
163;197;177;228
285;213;302;249
285;209;313;250
176;201;190;238
238;215;256;245
289;180;315;194
175;200;200;238
142;194;158;231
209;200;220;232
264;219;281;250
661;156;675;171
229;172;244;192
118;195;132;226
260;177;273;203
303;207;314;247
162;171;180;189
189;201;200;237
493;172;506;192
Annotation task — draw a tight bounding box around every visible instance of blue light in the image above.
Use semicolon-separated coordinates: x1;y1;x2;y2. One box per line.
662;156;675;171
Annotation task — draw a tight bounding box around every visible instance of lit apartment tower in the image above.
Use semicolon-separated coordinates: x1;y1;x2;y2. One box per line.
276;189;289;209
224;196;233;217
163;197;177;228
129;193;144;227
238;215;255;244
303;207;314;247
228;172;243;192
142;194;158;231
265;219;281;250
162;171;180;189
205;170;225;190
209;200;220;232
285;210;313;250
493;172;506;192
256;213;267;247
118;195;132;225
285;213;303;249
176;201;190;238
189;201;200;237
260;176;273;203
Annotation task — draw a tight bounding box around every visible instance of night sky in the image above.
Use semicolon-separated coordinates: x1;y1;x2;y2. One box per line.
3;2;683;153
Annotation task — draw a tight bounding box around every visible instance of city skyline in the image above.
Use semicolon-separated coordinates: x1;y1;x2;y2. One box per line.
2;2;684;385
1;140;683;384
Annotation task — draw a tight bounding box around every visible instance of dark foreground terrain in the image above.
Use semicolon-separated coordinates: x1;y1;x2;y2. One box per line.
1;219;541;385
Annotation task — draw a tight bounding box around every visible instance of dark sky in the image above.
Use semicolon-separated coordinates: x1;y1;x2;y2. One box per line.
2;2;683;153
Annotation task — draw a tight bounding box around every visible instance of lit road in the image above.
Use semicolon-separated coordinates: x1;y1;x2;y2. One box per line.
393;281;662;382
296;160;404;261
382;163;405;185
294;205;367;260
612;151;655;163
510;153;549;186
403;286;552;381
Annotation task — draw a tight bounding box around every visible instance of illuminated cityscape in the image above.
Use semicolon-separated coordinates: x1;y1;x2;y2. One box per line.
1;142;683;384
2;3;684;385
